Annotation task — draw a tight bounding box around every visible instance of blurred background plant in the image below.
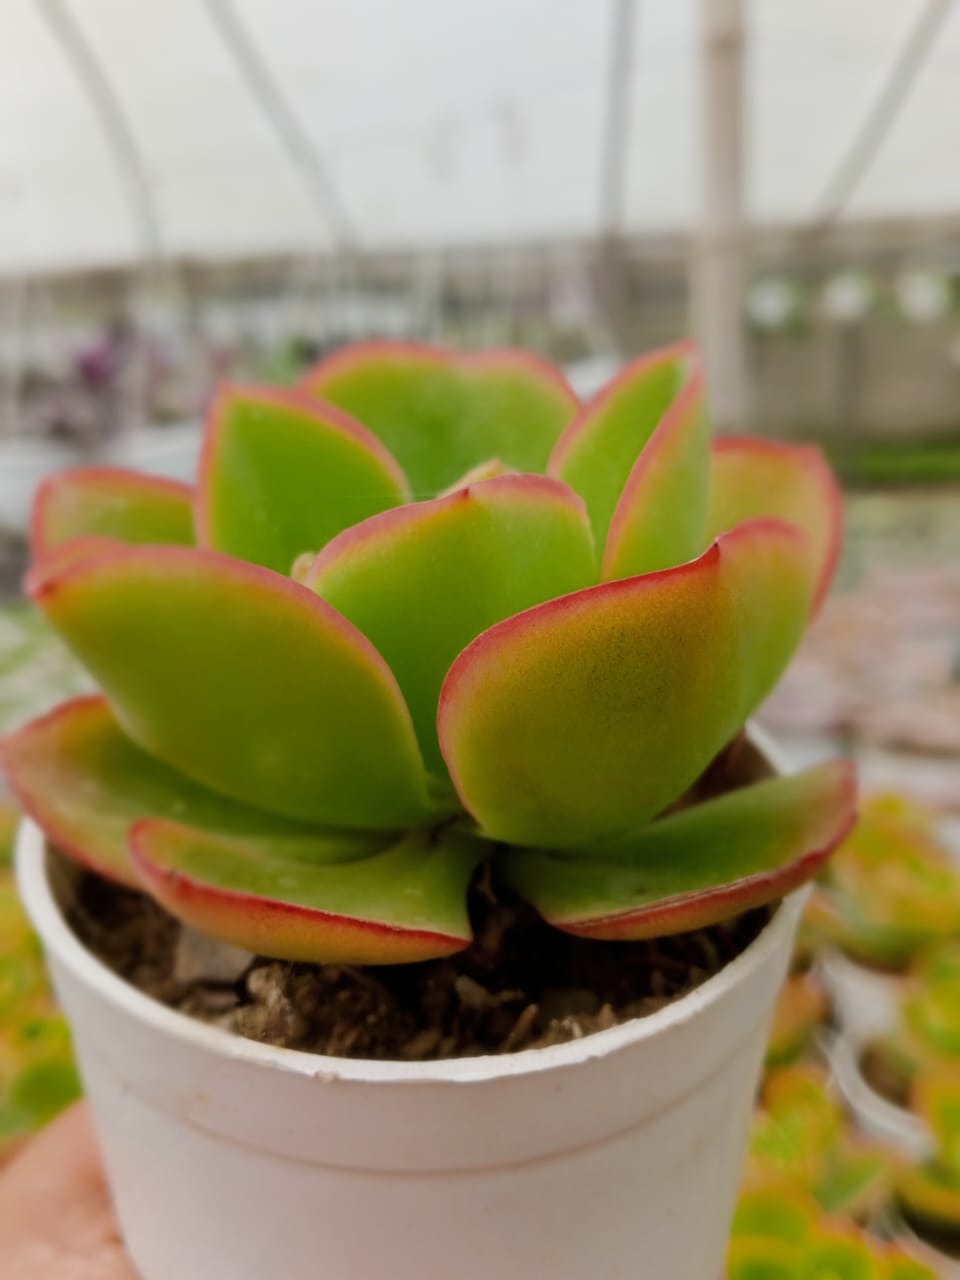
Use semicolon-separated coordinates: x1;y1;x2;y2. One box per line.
0;794;81;1161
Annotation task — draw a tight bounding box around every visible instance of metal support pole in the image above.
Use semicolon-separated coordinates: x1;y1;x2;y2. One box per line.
595;0;638;354
691;0;747;431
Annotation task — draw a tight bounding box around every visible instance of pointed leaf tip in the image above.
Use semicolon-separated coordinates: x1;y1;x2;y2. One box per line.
548;339;696;549
602;370;709;579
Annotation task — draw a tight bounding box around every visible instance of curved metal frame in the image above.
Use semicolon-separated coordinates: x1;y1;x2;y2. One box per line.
809;0;953;233
201;0;358;252
36;0;164;264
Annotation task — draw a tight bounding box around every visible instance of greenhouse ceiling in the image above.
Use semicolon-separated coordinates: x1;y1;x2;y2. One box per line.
1;0;958;275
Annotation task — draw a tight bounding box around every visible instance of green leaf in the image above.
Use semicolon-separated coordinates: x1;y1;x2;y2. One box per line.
301;341;577;496
501;763;855;940
732;1185;817;1243
803;1229;884;1280
196;386;410;572
29;546;435;829
727;1237;804;1280
601;372;709;579
897;1159;960;1235
303;474;596;773
883;1249;941;1280
549;341;693;550
31;467;194;557
914;1070;960;1173
815;1147;892;1220
2;696;385;885
707;438;843;611
766;975;829;1068
439;520;818;849
131;820;485;964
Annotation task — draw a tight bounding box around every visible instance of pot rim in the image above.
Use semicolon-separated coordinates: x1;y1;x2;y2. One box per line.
15;727;805;1087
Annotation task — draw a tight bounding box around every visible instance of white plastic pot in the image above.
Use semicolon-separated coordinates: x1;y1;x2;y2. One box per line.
820;948;903;1048
826;1031;929;1159
18;820;802;1280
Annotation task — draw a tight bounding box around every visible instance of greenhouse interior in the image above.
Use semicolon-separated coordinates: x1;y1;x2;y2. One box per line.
0;2;958;1277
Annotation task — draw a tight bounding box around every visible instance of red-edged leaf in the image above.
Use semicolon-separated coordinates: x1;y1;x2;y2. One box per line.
602;371;709;579
28;545;434;829
1;696;380;886
300;340;577;495
31;467;194;559
131;821;484;964
196;386;410;572
438;520;817;849
707;438;842;611
501;762;856;941
548;340;694;549
302;474;596;772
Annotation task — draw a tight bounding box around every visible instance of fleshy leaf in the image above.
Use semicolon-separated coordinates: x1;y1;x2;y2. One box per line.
303;475;596;773
28;546;434;828
439;520;817;849
602;372;709;579
804;1229;884;1280
914;1070;960;1172
300;341;577;496
897;1159;960;1236
726;1237;804;1280
1;696;382;886
501;763;855;940
815;1144;893;1221
731;1184;818;1243
883;1252;939;1280
131;821;484;964
548;340;693;550
766;973;829;1068
31;467;194;558
707;438;842;610
196;386;410;572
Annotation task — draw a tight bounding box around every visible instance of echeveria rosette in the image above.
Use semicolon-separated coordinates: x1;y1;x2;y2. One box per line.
808;795;960;970
3;340;855;965
747;1067;894;1226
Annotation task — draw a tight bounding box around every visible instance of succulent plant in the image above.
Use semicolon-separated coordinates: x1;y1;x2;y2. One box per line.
748;1066;894;1224
2;341;855;965
867;943;960;1103
728;1181;935;1279
807;795;960;971
896;1068;960;1251
0;803;80;1157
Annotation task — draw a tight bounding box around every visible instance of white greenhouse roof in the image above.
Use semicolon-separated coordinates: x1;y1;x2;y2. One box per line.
1;0;959;275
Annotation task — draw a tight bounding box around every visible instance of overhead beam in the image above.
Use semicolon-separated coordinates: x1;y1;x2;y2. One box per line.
202;0;358;253
36;0;164;264
808;0;953;236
